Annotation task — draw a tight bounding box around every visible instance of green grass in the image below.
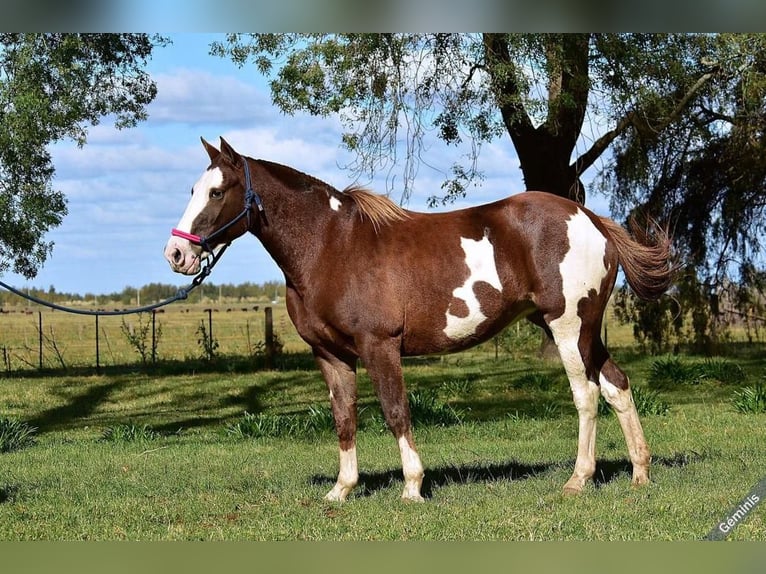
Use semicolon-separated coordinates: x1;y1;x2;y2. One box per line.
226;405;337;439
102;423;160;443
0;417;37;453
1;344;764;540
732;382;766;414
648;355;748;388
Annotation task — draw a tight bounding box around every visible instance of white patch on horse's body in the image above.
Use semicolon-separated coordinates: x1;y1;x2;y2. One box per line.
325;446;358;501
443;234;503;340
547;208;610;492
329;196;342;211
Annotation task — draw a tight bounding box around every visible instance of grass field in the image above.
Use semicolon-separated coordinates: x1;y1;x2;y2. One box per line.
0;299;306;372
1;301;765;540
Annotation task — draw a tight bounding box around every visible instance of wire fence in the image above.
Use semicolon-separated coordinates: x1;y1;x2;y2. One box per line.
0;303;297;375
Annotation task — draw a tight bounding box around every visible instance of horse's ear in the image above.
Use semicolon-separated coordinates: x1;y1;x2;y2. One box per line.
201;137;220;161
219;137;242;167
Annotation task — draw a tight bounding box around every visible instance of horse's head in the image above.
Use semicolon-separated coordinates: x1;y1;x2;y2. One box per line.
164;137;259;275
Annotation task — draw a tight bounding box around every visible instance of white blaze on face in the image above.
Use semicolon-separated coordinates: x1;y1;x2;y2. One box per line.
176;167;225;235
164;167;224;275
443;234;503;340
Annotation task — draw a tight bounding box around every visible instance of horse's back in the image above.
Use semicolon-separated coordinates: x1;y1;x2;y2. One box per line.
392;191;612;355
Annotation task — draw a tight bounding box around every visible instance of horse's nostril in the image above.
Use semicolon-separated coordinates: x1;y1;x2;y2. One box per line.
172;248;183;264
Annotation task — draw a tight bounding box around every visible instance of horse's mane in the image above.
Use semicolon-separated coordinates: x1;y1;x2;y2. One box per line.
342;185;410;232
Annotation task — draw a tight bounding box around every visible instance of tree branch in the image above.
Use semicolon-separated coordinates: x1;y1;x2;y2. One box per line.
574;65;720;175
574;111;636;174
481;33;535;143
549;34;590;153
698;104;736;125
655;66;721;133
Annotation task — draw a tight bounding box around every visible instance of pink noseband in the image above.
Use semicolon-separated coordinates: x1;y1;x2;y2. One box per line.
171;228;203;245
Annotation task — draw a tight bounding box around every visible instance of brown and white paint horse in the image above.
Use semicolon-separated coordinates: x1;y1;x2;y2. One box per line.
165;137;673;502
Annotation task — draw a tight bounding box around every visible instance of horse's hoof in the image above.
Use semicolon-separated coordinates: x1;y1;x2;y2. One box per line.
562;486;582;496
324;488;349;502
402;492;425;503
631;476;650;488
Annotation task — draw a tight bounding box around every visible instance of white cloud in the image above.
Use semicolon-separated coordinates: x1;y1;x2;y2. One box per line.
218;126;349;181
148;69;274;126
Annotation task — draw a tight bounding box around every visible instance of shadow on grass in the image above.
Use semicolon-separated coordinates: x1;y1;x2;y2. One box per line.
312;450;708;498
593;450;708;488
0;483;21;504
311;459;557;499
27;379;125;432
2;351;319;380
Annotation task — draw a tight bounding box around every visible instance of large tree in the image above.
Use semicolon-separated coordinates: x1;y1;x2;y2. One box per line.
606;34;766;348
212;34;716;203
214;33;766;347
0;33;168;279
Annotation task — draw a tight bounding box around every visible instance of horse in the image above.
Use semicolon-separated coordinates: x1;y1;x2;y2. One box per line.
164;137;673;502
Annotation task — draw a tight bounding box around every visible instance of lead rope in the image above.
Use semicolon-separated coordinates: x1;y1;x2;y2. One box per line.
0;243;229;317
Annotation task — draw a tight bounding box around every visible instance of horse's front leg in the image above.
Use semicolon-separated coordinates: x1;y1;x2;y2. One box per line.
359;336;425;502
314;348;359;501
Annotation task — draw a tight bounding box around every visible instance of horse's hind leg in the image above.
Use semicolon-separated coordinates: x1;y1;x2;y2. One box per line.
598;353;651;486
314;349;359;501
545;314;601;494
544;312;651;493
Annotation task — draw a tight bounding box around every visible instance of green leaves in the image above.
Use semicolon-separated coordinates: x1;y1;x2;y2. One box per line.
0;33;167;278
213;34;498;205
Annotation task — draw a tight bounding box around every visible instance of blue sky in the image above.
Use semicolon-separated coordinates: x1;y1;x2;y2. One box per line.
6;33;609;296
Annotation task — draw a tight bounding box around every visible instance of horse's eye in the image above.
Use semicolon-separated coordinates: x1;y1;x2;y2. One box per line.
189;187;194;197
210;188;224;200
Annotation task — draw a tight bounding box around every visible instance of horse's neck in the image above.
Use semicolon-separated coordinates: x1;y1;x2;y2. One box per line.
256;185;339;293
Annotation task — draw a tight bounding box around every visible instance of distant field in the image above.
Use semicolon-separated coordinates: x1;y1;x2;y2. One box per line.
0;299;308;372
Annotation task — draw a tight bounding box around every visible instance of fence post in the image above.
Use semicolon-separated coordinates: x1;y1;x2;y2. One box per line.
95;315;100;374
38;311;43;370
264;306;274;369
151;310;157;364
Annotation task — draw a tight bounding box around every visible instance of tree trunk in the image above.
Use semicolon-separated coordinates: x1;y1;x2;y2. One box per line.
514;130;586;203
483;33;590;205
483;34;591;357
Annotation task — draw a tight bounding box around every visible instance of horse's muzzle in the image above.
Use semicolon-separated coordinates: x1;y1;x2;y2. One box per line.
164;236;202;275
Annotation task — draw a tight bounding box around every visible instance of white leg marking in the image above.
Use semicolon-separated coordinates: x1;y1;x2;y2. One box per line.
398;436;424;501
599;374;634;413
555;337;600;493
329;196;342;211
324;446;358;501
599;374;651;485
548;209;609;492
443;233;503;340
